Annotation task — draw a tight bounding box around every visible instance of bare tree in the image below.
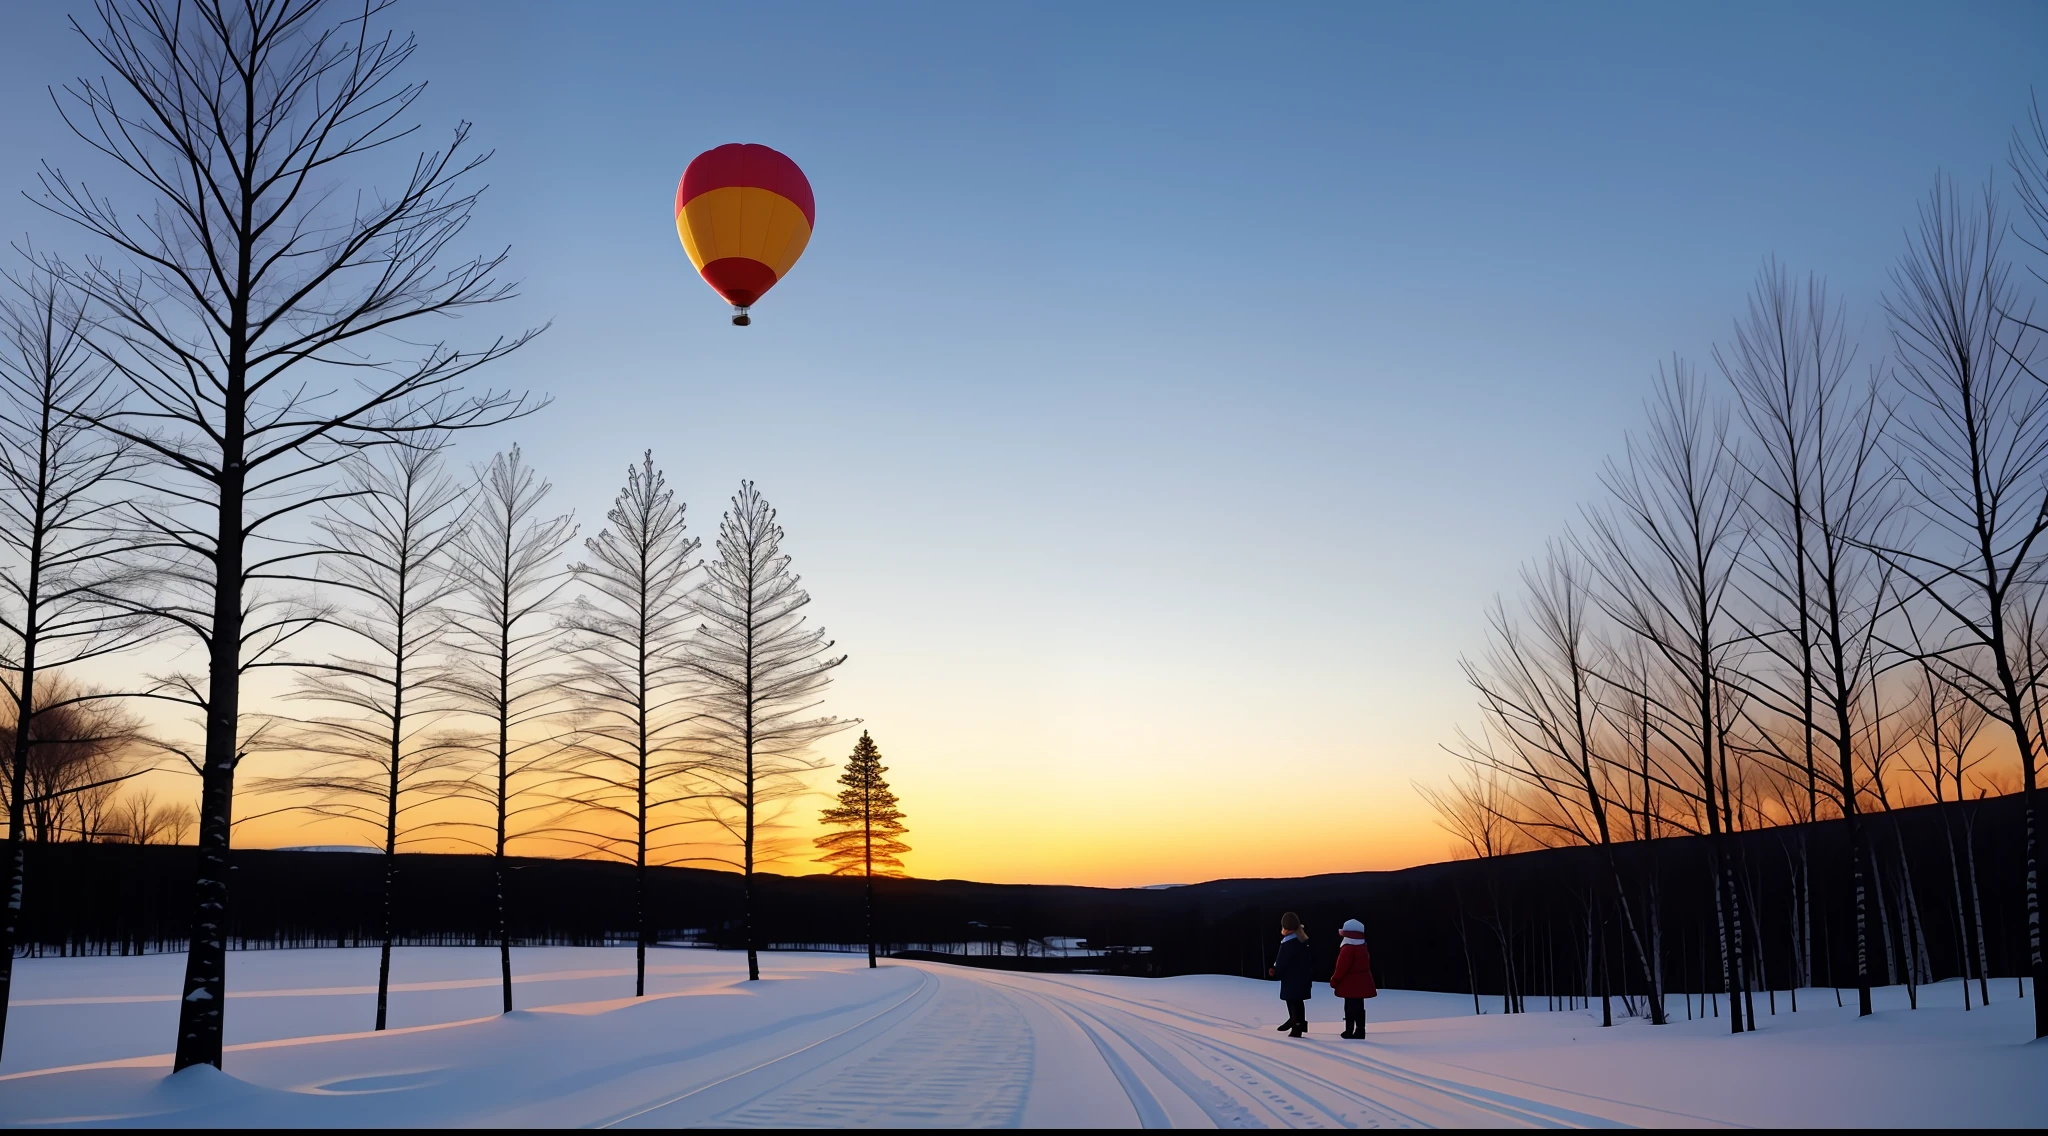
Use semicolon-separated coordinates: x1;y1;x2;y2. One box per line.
443;446;575;1013
1581;362;1754;1034
250;439;464;1030
32;0;539;1069
1718;261;1826;1005
2011;92;2048;294
111;786;155;842
110;785;185;843
685;482;847;981
1;682;145;845
1906;668;1986;1013
1874;179;2048;1037
1721;262;1895;1017
162;798;196;845
1454;541;1666;1023
1417;764;1524;1013
0;269;145;1061
560;451;698;997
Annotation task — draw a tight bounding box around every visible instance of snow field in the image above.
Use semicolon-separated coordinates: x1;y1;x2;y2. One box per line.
0;947;2041;1127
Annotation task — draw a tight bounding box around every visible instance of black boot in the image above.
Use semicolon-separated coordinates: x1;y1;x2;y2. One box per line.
1275;1019;1296;1032
1288;1021;1307;1038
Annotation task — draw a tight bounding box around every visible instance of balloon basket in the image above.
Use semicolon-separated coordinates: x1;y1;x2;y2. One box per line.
731;306;751;327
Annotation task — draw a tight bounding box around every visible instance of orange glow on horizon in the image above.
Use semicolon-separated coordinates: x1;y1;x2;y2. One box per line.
82;607;1476;891
221;732;1462;889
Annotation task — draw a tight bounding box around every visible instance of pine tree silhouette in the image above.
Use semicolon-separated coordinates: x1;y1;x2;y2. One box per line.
816;731;910;967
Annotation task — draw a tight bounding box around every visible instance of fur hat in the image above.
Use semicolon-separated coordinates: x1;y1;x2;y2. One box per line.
1340;918;1365;939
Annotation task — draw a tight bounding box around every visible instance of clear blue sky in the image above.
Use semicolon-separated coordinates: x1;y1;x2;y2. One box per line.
0;1;2042;882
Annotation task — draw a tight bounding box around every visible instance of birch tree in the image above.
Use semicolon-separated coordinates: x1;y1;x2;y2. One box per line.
33;0;536;1068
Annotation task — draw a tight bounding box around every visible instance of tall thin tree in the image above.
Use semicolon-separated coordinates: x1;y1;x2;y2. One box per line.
1454;542;1666;1023
1417;765;1524;1013
444;446;575;1013
1581;362;1752;1034
561;451;698;997
1874;180;2048;1037
1721;264;1895;1017
250;439;464;1030
687;482;847;981
1718;260;1826;1004
0;271;141;1060
34;0;537;1069
815;730;910;968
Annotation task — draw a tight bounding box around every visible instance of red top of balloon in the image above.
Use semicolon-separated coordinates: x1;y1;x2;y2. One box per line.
678;144;815;227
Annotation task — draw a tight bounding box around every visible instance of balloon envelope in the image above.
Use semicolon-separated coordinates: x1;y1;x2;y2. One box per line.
675;144;814;309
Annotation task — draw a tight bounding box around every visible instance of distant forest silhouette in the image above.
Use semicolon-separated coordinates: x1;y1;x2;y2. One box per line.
17;793;2036;1013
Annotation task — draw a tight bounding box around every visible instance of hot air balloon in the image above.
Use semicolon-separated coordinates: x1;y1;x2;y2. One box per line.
675;144;814;326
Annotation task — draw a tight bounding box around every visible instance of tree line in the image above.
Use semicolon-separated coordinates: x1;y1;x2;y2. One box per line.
1422;101;2048;1039
21;793;2024;1008
0;0;915;1072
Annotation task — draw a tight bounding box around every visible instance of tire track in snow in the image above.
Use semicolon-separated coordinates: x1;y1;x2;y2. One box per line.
599;962;1655;1129
981;970;1612;1128
1015;988;1175;1128
716;972;1035;1128
986;971;1407;1127
1126;1015;1486;1129
1029;986;1412;1128
597;970;937;1128
1300;1042;1657;1128
988;972;1646;1125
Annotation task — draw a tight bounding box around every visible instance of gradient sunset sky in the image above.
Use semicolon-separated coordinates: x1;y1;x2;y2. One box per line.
0;1;2042;885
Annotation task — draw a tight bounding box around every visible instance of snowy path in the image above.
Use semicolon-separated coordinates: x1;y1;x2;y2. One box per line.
0;948;2042;1127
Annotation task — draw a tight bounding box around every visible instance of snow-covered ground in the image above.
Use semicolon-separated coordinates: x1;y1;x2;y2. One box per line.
0;947;2040;1127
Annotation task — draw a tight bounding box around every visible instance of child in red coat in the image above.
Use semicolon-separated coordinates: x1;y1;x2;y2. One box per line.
1330;918;1377;1039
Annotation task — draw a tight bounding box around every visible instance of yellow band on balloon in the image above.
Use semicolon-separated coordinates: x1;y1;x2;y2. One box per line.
676;186;813;280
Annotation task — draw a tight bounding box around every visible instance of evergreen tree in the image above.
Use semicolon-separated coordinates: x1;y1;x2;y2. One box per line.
816;730;909;968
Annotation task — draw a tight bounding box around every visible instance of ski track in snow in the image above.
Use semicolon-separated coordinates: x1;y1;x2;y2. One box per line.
1;948;2040;1128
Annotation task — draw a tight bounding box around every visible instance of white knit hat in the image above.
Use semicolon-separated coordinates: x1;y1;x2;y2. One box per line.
1341;918;1365;937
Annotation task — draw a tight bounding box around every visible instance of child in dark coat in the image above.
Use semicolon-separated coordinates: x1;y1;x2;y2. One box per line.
1268;911;1312;1038
1330;918;1377;1038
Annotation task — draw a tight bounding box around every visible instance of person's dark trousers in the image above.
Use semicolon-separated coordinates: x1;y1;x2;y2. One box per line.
1344;997;1365;1036
1284;998;1307;1035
